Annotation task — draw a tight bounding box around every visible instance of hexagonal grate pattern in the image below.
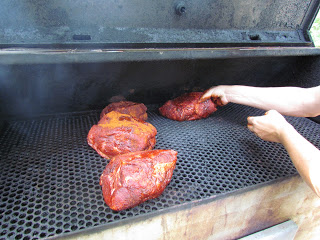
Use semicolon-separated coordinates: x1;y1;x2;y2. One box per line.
1;104;319;239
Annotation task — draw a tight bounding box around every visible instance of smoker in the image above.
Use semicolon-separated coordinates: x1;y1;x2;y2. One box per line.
1;1;320;239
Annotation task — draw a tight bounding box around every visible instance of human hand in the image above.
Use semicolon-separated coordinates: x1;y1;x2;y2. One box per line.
200;86;229;106
247;110;292;143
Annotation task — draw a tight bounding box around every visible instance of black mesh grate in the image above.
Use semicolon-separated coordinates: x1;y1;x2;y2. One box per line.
1;104;320;239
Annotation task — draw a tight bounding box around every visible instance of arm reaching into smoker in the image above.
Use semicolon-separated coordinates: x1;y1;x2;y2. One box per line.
201;85;320;197
201;85;320;117
247;110;320;197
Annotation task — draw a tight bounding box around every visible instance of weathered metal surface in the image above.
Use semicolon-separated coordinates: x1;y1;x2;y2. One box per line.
0;0;318;46
53;176;320;240
0;47;320;65
239;220;298;240
0;0;312;30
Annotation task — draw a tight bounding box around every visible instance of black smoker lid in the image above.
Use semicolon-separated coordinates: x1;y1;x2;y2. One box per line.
0;0;319;48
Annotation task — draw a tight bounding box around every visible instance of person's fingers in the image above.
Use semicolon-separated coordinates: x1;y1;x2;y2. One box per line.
264;110;275;115
247;116;253;125
247;123;254;132
213;96;225;106
200;90;213;102
247;116;254;132
201;87;228;105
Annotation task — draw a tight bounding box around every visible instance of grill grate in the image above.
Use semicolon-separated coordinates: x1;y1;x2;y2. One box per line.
1;104;320;239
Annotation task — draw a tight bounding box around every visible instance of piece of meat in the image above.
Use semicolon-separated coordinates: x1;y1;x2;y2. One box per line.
100;101;148;121
100;149;178;211
159;92;217;121
87;111;157;159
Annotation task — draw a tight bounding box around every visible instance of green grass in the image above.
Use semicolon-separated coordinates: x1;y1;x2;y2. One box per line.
310;10;320;46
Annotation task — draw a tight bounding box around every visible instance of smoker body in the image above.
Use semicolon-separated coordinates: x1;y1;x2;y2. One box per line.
1;1;320;239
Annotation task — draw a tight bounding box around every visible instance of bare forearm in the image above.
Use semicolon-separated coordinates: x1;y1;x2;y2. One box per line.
246;109;320;197
224;85;319;117
280;124;320;197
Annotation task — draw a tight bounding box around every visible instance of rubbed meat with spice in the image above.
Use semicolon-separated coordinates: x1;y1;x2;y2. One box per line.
87;111;157;159
100;101;148;121
159;92;218;121
100;149;178;211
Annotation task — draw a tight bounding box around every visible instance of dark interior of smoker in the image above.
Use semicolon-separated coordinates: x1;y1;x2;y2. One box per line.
1;57;320;240
1;1;320;239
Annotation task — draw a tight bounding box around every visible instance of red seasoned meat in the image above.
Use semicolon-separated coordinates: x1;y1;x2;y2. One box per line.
100;101;148;121
100;149;178;211
87;111;157;159
159;92;217;121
